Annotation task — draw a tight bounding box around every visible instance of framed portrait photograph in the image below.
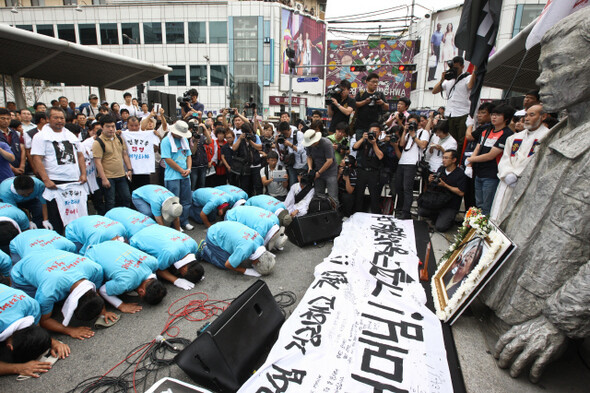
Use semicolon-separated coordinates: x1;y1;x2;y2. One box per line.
432;222;516;325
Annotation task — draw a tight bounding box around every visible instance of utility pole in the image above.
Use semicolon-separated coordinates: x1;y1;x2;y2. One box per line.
286;47;296;115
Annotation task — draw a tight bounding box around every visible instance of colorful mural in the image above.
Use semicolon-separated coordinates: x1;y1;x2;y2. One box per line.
326;39;417;100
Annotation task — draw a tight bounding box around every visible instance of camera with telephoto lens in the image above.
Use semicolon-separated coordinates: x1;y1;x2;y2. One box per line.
188;121;202;139
408;122;417;132
336;137;349;155
325;85;343;105
261;137;273;153
367;94;379;107
431;171;442;186
342;156;354;177
276;135;285;145
243;129;256;142
367;131;376;141
444;61;458;80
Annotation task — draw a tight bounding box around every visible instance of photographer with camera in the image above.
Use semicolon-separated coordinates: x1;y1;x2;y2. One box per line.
385;97;411;130
327;80;355;134
418;150;467;232
188;119;212;191
352;122;384;213
327;122;349;165
231;119;263;196
304;126;338;205
394;115;430;219
354;73;389;140
338;155;357;217
276;115;306;188
379;125;402;203
432;56;476;155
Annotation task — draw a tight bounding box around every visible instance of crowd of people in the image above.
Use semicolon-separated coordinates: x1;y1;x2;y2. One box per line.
0;58;560;377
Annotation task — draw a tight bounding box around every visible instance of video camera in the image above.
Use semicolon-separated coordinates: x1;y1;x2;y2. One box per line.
325;85;342;105
177;90;192;109
444;61;458;80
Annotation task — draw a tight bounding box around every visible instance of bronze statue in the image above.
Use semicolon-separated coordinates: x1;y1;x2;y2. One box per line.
481;7;590;383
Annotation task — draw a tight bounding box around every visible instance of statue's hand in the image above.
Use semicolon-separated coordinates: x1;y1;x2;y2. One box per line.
494;315;567;382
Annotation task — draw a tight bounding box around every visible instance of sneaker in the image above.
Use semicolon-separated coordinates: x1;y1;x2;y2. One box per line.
184;223;194;231
195;239;206;260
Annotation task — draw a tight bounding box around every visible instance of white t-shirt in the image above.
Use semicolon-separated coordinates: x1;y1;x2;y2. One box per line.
81;137;99;193
441;74;471;117
426;134;458;172
122;131;160;175
399;129;430;166
30;125;82;181
120;103;138;118
42;183;88;226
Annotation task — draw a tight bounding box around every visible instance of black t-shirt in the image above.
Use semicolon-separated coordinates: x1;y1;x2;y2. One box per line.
221;143;233;167
473;126;513;178
437;166;467;211
329;96;356;132
355;90;386;132
354;141;383;170
338;167;357;194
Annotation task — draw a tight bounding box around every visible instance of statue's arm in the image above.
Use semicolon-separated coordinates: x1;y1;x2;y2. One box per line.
544;260;590;339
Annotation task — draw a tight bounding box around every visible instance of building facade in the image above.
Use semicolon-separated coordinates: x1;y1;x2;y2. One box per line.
1;0;327;118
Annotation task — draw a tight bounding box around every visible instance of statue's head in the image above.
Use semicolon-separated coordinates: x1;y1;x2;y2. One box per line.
537;8;590;113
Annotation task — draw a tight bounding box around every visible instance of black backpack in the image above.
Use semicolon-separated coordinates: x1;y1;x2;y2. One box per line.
96;134;124;152
307;194;337;214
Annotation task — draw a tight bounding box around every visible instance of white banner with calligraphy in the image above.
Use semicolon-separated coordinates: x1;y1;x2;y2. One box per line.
238;213;453;393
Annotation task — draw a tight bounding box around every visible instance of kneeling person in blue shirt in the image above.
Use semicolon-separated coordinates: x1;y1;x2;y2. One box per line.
216;184;248;208
244;195;293;227
0;284;70;377
190;187;232;228
10;250;115;340
197;221;276;276
225;206;287;251
131;185;183;231
0;175;49;230
85;241;166;313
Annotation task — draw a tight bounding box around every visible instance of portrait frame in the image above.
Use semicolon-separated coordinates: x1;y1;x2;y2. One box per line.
432;222;516;325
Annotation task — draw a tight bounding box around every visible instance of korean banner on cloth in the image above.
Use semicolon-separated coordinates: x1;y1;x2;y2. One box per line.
42;183;88;226
238;213;453;393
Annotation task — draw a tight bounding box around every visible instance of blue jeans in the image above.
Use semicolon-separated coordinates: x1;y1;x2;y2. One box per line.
103;176;131;213
474;176;499;216
165;178;191;226
18;199;43;228
188;204;217;225
190;166;207;191
11;280;37;299
132;197;153;218
199;235;230;269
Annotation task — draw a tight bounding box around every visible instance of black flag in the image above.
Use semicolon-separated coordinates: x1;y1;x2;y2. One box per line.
455;0;503;117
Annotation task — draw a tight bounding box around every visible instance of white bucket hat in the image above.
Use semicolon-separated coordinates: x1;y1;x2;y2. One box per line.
161;196;182;223
170;120;191;138
302;129;321;147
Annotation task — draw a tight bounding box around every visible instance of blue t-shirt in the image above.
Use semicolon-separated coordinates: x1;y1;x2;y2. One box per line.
105;207;156;238
0;142;13;183
0;249;10;276
244;195;287;215
10;229;76;260
0;177;46;206
0;202;29;231
85;241;159;296
192;187;232;215
131;185;176;218
65;215;127;254
217;185;248;206
225;206;279;239
130;225;198;271
431;30;443;46
160;136;190;181
0;284;41;335
207;221;264;268
10;250;103;315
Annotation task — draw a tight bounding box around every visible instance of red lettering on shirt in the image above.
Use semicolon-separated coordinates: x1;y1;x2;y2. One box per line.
0;294;26;313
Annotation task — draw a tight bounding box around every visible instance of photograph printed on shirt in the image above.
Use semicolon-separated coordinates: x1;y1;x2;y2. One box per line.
52;141;76;166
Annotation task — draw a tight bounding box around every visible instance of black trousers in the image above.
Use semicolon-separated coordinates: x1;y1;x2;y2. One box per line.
418;206;458;232
339;192;355;217
395;164;417;217
355;168;381;214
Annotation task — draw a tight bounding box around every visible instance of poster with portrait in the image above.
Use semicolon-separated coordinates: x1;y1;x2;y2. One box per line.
281;9;326;78
432;223;515;325
326;40;417;100
425;6;470;88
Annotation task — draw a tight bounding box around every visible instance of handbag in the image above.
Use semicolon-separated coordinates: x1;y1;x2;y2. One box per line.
230;156;250;176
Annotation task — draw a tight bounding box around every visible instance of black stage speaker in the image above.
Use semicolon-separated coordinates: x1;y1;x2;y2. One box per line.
175;280;284;393
286;210;342;247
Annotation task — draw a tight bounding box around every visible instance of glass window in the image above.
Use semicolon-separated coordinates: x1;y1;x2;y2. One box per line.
166;22;184;44
30;0;44;5
188;22;206;44
36;24;54;37
169;66;187;86
92;0;105;4
150;76;165;86
189;65;208;86
57;24;76;43
16;25;33;32
5;0;17;6
63;0;76;5
210;65;227;86
121;23;140;44
143;22;162;44
78;24;97;45
100;23;118;45
513;5;544;37
209;21;227;44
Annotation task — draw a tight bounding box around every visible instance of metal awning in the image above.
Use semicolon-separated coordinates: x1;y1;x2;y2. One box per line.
483;21;541;93
0;23;171;90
